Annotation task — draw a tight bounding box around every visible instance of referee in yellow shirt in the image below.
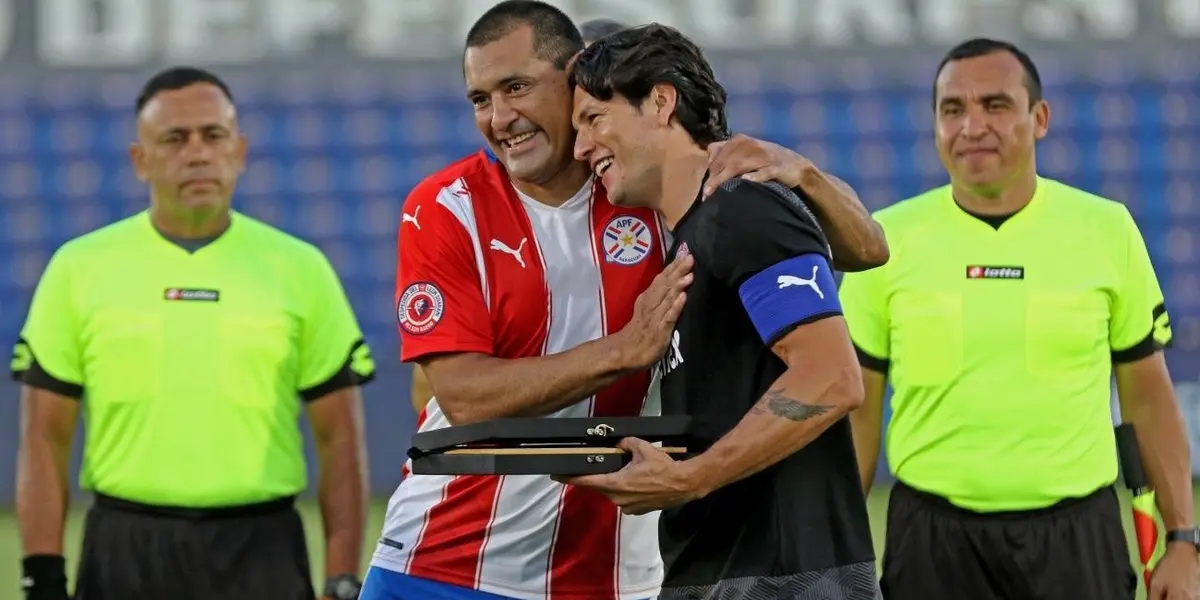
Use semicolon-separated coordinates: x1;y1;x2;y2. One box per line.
12;67;375;600
841;39;1199;600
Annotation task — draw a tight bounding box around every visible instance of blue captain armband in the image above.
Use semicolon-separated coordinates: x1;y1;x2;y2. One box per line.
737;253;842;344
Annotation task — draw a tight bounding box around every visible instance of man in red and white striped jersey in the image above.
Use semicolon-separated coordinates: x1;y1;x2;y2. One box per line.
361;3;889;600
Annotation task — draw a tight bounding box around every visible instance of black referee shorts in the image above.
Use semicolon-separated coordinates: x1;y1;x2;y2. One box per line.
74;493;316;600
879;481;1136;600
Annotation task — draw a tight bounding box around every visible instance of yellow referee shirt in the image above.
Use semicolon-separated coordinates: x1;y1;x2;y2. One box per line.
839;178;1171;512
11;211;376;508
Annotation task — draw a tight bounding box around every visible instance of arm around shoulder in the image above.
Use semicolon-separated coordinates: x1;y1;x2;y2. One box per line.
795;168;889;271
702;134;887;270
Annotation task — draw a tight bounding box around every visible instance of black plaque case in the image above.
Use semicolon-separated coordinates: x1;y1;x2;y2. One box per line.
407;416;692;475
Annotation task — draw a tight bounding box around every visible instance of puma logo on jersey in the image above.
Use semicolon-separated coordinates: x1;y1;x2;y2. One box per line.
490;238;528;268
777;266;824;299
402;206;421;230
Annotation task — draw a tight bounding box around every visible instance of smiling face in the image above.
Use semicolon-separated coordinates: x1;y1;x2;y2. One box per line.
572;86;669;208
464;25;577;186
130;82;247;214
934;51;1049;195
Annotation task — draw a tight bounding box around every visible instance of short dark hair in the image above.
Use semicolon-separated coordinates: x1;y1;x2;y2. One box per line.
465;0;584;70
579;18;626;44
934;38;1043;109
136;67;233;115
570;24;730;147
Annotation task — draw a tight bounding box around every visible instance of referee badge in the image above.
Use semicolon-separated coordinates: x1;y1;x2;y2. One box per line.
398;282;445;336
602;215;653;266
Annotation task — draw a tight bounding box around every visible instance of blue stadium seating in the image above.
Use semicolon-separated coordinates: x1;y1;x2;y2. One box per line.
0;57;1197;375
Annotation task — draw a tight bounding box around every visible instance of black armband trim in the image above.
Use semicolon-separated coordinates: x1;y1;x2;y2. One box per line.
854;343;890;374
11;339;83;399
299;339;376;402
765;311;842;347
1112;304;1172;364
1111;333;1167;364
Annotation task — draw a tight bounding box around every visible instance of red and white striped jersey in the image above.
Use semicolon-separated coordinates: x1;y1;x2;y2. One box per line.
376;151;667;600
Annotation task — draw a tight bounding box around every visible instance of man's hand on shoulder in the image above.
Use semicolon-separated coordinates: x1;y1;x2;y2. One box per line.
702;134;888;271
702;134;851;202
704;134;815;195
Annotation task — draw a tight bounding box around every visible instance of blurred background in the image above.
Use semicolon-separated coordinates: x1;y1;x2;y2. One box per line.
0;0;1197;594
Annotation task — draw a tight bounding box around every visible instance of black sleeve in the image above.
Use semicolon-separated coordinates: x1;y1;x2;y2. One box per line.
298;339;377;402
1111;303;1172;364
692;179;831;288
10;337;84;399
854;343;890;374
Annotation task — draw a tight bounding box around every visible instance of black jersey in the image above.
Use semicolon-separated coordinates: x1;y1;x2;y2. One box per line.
657;178;877;599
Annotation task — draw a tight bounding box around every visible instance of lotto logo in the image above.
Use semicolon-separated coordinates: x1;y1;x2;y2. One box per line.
164;288;220;301
966;265;1024;280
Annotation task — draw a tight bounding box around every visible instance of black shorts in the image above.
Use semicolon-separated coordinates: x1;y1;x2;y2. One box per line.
880;481;1136;600
74;494;316;600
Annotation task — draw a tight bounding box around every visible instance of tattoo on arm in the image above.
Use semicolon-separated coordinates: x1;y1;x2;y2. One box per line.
750;388;833;422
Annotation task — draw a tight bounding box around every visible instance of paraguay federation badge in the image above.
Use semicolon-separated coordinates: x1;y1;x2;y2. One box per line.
602;215;653;266
398;282;445;336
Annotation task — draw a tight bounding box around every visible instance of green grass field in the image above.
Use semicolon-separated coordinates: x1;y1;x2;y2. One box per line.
2;485;1195;599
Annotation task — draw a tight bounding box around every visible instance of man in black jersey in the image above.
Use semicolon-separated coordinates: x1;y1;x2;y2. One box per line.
559;24;879;600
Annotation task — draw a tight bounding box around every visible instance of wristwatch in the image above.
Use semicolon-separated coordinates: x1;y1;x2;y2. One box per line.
1165;527;1200;552
323;574;362;600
